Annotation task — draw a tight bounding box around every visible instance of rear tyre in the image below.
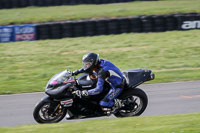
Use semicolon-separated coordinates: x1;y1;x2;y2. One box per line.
114;88;148;117
33;99;67;123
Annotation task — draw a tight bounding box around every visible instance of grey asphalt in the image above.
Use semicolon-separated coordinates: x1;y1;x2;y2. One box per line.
0;80;200;127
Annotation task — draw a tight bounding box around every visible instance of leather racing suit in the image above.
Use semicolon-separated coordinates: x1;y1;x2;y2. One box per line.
77;59;124;108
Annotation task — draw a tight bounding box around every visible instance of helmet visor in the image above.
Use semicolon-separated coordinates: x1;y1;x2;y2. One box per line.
82;61;92;70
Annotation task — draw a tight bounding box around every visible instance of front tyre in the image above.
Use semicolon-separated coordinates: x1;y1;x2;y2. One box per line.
33;98;67;123
114;88;148;117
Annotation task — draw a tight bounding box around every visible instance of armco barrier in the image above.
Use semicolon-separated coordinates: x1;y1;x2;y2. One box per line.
0;0;158;9
34;13;200;41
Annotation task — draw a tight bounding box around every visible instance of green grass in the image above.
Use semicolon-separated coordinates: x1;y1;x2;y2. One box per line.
0;113;200;133
0;0;200;25
0;30;200;94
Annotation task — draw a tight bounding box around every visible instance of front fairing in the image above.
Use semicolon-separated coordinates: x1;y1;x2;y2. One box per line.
46;70;74;89
45;70;76;98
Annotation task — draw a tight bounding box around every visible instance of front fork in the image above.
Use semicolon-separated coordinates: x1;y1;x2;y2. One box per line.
40;96;63;116
48;104;63;116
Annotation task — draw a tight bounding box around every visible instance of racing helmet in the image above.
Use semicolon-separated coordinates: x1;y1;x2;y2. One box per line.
82;52;99;72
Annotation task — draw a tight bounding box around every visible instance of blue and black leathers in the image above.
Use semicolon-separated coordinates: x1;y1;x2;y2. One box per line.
81;59;124;108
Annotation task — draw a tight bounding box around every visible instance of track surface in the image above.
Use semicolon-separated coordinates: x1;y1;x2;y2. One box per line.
0;81;200;127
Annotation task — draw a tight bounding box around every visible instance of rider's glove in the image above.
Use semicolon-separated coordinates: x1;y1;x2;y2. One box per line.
73;90;88;98
72;70;79;76
82;90;89;96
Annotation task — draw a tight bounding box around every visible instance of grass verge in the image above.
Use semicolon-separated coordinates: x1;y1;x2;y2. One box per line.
0;0;200;25
0;113;200;133
0;30;200;94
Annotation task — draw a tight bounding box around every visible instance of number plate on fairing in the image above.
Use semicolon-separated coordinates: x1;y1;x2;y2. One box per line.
60;99;73;107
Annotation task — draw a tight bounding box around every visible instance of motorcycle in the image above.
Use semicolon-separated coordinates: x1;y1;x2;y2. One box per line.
33;68;155;123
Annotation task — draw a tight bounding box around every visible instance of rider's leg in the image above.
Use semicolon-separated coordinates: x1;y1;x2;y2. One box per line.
99;87;123;114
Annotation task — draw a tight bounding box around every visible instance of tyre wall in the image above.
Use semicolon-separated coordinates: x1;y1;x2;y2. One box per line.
36;13;200;40
0;0;158;9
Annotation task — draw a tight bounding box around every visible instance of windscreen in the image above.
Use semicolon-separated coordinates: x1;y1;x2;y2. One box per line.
46;70;72;88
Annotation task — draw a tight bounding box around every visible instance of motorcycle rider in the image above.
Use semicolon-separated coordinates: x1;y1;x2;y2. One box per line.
72;52;124;115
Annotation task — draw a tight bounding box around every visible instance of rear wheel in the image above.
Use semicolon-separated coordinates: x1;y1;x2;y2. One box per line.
114;88;148;117
33;99;67;123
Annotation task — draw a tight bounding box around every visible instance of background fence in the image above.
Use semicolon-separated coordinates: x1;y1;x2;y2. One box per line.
36;13;200;40
0;0;158;9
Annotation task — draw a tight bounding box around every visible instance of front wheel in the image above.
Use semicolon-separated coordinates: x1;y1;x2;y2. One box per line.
114;88;148;117
33;98;67;123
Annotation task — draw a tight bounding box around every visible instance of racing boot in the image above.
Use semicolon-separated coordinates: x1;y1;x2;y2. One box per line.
65;110;75;120
65;110;81;120
111;99;124;113
101;99;124;115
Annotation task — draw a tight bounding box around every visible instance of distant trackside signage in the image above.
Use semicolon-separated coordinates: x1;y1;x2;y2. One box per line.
0;24;36;43
181;21;200;30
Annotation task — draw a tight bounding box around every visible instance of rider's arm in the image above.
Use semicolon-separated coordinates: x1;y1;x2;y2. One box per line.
73;68;85;75
88;69;110;95
77;68;85;73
